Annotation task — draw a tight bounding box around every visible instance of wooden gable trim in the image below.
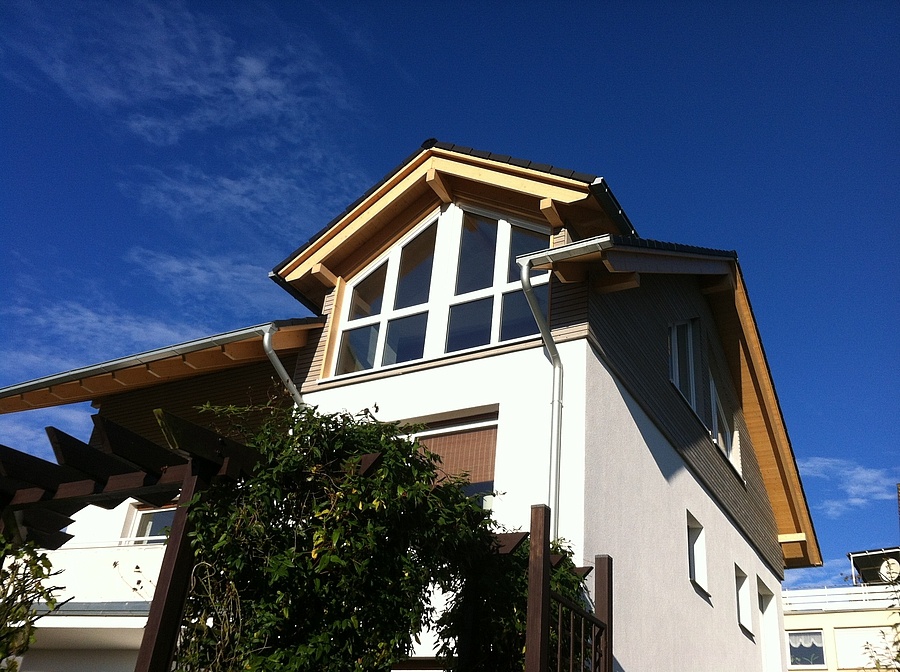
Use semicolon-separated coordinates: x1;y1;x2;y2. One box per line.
714;267;821;567
277;149;599;292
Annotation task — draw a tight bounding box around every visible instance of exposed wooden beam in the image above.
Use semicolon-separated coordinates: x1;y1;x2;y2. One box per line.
540;197;565;229
778;532;807;544
311;262;339;288
426;166;453;204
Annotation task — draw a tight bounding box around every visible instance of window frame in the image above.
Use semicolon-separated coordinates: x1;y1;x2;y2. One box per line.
734;564;753;634
787;629;827;669
127;504;176;545
332;203;551;378
686;511;708;594
669;320;698;410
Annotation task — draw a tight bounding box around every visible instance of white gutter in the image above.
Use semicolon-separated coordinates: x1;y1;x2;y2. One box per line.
517;235;615;539
262;324;305;408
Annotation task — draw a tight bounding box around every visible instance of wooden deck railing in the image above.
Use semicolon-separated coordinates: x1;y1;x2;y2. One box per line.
526;504;613;672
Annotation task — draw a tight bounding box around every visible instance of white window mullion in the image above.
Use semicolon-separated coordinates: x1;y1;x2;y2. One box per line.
424;204;461;357
491;219;512;342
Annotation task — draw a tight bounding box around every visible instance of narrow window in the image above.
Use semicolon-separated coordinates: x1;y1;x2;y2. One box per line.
710;376;733;458
669;321;697;408
735;564;752;632
394;222;437;310
687;512;707;592
348;262;388;320
788;630;825;667
757;579;781;671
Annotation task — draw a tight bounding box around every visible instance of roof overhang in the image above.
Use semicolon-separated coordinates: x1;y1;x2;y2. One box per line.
271;140;636;314
0;319;324;414
520;235;822;569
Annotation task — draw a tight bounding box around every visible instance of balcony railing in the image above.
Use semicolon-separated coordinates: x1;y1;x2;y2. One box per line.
783;584;896;612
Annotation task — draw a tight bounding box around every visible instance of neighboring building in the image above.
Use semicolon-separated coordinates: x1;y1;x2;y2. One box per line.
783;548;899;671
0;141;822;671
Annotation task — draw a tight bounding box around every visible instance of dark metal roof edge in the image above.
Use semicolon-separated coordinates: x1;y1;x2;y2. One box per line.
0;318;325;400
37;600;151;617
608;234;738;259
268;271;323;316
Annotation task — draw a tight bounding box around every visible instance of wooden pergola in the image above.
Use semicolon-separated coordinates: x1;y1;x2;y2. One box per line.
0;410;261;672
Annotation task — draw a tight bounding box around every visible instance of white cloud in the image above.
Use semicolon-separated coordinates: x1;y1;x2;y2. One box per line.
0;300;208;385
0;404;96;460
124;247;302;320
799;456;899;518
3;0;349;145
783;556;852;590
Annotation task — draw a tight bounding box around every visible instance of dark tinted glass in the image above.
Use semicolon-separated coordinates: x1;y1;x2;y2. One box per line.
508;225;550;282
446;297;493;352
383;313;428;365
500;284;548;341
349;263;387;320
394;223;437;309
455;213;497;295
336;324;380;373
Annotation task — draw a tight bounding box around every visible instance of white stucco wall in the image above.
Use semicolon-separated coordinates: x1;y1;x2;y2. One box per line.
581;348;786;672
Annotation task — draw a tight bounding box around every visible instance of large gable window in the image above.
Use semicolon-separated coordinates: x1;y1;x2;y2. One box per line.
335;205;550;376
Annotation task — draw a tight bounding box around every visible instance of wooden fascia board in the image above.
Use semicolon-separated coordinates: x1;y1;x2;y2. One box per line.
279;150;594;285
0;326;315;415
732;267;822;566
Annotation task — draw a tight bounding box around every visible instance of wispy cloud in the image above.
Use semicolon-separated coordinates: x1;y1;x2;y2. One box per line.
3;1;348;145
3;0;367;235
124;247;301;321
783;556;852;589
799;456;899;518
0;299;208;384
0;404;97;461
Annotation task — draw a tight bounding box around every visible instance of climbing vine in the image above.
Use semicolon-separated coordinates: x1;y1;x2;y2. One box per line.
0;538;65;671
173;402;587;672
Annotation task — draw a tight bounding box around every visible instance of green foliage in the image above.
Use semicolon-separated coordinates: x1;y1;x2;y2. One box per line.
174;403;496;672
174;402;590;672
0;538;64;671
865;578;900;671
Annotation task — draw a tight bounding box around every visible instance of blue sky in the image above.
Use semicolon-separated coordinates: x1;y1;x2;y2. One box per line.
0;1;897;587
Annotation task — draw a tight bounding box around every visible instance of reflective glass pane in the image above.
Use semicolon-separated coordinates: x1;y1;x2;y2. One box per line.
336;324;380;374
508;225;550;282
394;223;437;309
500;284;548;341
383;312;428;365
446;297;493;352
349;263;387;320
455;213;498;295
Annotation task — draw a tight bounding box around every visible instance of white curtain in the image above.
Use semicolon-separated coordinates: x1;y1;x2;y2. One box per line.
789;631;824;648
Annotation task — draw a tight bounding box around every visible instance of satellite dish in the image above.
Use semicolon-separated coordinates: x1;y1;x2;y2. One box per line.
878;557;900;583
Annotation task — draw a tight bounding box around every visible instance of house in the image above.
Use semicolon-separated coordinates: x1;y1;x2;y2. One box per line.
0;140;821;671
782;547;899;671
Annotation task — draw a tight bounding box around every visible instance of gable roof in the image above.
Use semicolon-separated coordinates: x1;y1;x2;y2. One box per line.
271;139;636;314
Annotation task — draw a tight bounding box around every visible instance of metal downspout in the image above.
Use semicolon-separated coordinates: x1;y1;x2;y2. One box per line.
262;324;305;408
518;259;563;540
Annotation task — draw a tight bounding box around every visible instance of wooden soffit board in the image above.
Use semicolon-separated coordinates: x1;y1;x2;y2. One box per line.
275;148;610;308
0;325;318;415
707;267;822;568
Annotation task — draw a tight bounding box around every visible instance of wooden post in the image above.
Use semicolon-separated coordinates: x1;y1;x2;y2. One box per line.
594;554;613;672
525;504;550;672
134;468;206;672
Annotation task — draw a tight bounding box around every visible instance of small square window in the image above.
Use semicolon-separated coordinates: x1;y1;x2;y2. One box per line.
133;507;176;544
447;297;493;353
788;630;825;667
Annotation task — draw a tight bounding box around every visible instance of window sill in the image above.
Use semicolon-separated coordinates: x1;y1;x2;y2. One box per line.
313;336;544;391
690;579;712;605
